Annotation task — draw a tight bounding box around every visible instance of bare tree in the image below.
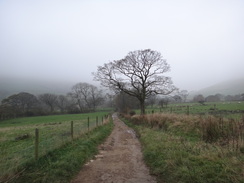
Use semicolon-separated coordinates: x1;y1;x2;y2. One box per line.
69;83;86;112
70;82;104;112
205;94;221;102
104;93;115;108
114;91;140;113
39;93;58;112
93;49;177;114
1;92;39;116
179;90;189;102
158;97;169;108
172;95;182;103
193;94;205;105
56;95;70;113
88;84;104;110
146;94;157;108
241;93;244;101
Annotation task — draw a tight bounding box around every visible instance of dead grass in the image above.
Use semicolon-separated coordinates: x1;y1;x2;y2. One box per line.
124;113;244;152
121;113;244;183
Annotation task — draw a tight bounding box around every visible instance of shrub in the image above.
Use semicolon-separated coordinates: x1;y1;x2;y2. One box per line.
129;110;136;116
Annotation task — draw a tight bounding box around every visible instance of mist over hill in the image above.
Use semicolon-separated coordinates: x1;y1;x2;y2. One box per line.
190;78;244;97
1;76;244;102
0;77;76;102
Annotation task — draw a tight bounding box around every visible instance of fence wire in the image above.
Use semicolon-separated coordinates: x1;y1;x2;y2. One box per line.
0;114;109;182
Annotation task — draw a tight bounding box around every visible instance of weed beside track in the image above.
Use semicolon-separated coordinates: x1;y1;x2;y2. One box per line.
122;113;244;183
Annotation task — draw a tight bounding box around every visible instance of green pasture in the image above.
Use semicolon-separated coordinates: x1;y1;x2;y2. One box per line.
0;111;110;127
0;111;110;182
11;122;113;183
145;101;244;119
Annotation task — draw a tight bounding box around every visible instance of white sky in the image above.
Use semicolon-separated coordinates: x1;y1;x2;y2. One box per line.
0;0;244;91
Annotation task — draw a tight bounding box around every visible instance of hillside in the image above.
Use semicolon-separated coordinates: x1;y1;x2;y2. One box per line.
191;78;244;97
0;77;75;102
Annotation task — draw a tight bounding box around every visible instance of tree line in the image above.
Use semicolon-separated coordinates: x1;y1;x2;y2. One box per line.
1;84;243;120
0;49;178;117
192;93;244;104
0;82;106;119
2;49;243;119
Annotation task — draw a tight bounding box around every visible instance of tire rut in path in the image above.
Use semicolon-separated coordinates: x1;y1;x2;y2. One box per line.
71;113;156;183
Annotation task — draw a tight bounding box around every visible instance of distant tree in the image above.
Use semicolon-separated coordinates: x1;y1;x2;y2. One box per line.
146;94;157;108
0;104;14;119
179;90;189;102
205;94;220;102
104;93;114;108
225;94;243;102
215;93;224;101
172;95;182;103
56;95;70;113
193;94;205;105
88;84;104;110
93;49;177;114
114;91;140;113
69;84;85;112
225;95;233;102
233;94;242;101
64;94;80;113
1;92;39;115
241;93;244;101
158;97;169;108
39;93;58;112
70;82;104;112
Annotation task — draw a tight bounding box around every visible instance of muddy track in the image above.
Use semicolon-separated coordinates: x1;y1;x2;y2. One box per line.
71;113;156;183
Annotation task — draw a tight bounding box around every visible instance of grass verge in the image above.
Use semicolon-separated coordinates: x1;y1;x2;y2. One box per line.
8;121;113;183
0;112;109;180
122;113;244;183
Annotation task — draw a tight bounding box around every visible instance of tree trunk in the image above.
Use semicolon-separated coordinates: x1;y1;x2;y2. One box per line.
77;99;83;113
140;100;145;115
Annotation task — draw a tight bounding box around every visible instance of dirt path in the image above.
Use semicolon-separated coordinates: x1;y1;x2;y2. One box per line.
71;113;156;183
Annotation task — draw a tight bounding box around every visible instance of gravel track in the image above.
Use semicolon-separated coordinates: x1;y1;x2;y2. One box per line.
71;113;156;183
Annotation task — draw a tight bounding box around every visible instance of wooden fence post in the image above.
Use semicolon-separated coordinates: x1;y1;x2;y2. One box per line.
71;121;74;140
187;106;189;115
96;116;98;127
88;117;90;131
102;116;103;125
35;128;39;160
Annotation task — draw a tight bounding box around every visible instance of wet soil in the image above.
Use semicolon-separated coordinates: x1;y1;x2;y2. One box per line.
71;113;156;183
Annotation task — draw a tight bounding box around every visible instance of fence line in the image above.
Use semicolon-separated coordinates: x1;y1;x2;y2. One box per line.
147;104;244;119
144;109;244;153
0;114;110;181
34;115;109;160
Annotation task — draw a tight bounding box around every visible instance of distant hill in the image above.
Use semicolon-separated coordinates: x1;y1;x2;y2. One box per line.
0;77;75;102
190;78;244;97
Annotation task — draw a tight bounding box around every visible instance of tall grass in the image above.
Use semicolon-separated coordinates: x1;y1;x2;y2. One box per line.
201;116;244;149
122;113;244;183
145;101;244;119
127;113;244;151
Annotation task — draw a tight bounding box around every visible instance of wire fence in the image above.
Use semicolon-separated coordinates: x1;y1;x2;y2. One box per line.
146;103;244;119
0;114;110;182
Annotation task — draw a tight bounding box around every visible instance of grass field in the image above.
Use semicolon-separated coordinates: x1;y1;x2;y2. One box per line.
11;121;113;183
0;111;110;182
145;101;244;119
122;113;244;183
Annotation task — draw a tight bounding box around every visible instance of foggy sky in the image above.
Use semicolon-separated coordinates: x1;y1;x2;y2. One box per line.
0;0;244;91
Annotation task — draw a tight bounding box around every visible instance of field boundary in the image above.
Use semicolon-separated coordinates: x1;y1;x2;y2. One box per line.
0;114;110;182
